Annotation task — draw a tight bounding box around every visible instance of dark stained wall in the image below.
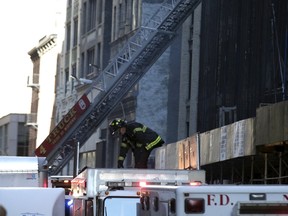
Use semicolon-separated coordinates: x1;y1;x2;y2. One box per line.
198;0;288;132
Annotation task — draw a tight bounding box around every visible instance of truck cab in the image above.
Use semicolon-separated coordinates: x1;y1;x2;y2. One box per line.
71;189;141;216
67;168;205;216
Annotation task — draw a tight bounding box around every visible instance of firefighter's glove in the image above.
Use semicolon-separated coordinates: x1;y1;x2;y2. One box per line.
118;160;124;168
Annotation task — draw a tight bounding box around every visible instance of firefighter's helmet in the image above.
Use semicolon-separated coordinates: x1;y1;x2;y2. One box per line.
109;118;127;135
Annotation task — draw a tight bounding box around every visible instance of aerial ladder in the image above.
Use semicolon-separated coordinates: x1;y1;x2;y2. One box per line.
35;0;201;175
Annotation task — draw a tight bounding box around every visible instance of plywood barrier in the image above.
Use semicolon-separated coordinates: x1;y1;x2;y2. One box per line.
256;101;288;146
156;118;256;168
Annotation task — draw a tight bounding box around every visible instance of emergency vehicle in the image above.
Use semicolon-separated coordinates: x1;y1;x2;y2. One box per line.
0;187;65;215
139;185;288;215
68;168;205;216
0;156;48;187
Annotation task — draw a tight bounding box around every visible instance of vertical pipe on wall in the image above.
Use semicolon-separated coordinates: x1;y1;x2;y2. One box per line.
250;156;254;184
264;153;268;184
283;28;287;100
279;151;282;184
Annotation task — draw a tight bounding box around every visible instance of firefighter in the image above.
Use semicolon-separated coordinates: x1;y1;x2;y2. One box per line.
109;118;165;168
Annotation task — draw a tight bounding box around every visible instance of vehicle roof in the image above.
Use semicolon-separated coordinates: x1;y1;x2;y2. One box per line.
0;156;39;173
142;185;288;193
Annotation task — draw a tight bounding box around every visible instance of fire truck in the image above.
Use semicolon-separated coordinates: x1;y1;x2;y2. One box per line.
139;185;288;215
67;168;205;216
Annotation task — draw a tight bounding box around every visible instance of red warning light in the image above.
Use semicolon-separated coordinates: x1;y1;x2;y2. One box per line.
189;181;202;186
139;182;147;187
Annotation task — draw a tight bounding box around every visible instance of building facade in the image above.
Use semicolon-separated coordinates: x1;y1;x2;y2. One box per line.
0;114;29;156
172;0;288;184
27;35;61;155
54;0;145;173
188;0;287;134
31;0;288;183
27;1;66;156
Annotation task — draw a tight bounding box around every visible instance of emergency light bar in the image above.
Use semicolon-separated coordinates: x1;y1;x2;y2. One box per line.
189;181;202;186
70;168;205;198
105;181;202;188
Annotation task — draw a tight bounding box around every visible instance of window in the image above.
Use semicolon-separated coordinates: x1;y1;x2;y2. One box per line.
66;23;71;51
97;0;102;24
73;18;78;47
0;126;3;153
87;0;96;31
80;52;85;78
65;68;69;93
17;123;29;156
97;42;101;70
119;2;126;30
82;2;87;34
87;48;95;75
72;64;76;89
219;106;237;127
119;3;122;27
125;0;128;22
185;198;205;214
0;124;8;155
104;197;140;216
80;151;96;168
72;64;76;77
113;6;116;40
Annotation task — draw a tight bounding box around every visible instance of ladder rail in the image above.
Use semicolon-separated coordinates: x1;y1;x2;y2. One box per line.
42;0;201;174
48;30;172;174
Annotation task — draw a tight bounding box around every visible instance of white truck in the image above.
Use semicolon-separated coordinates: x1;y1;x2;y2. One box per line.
0;156;48;187
0;187;65;215
138;185;288;215
67;168;205;216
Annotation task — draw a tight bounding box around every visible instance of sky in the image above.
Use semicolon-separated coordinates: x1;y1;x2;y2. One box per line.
0;0;65;118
